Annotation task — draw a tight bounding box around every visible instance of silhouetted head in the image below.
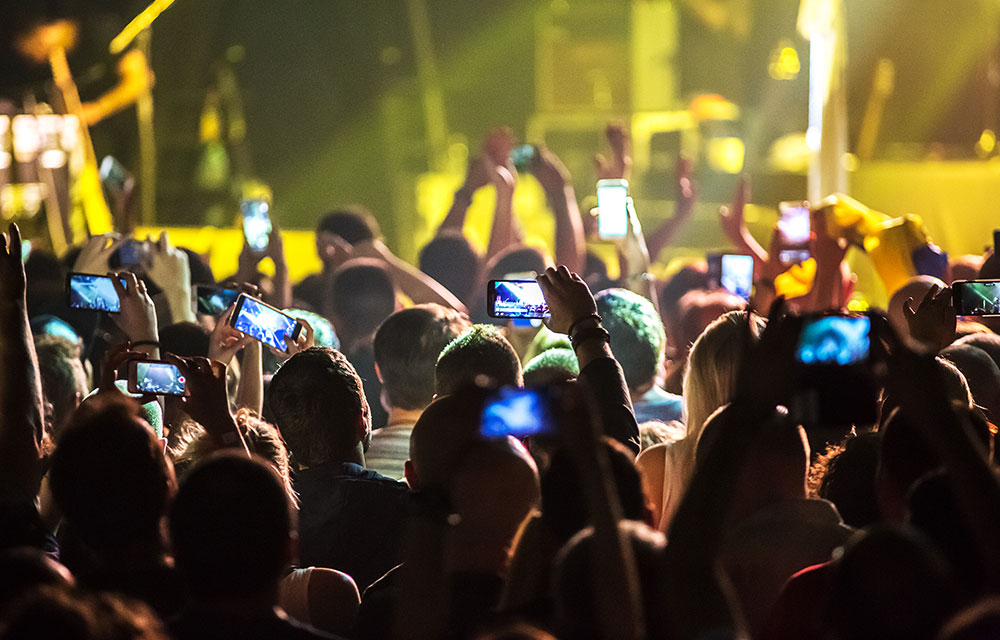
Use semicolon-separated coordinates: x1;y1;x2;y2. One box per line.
887;276;946;344
419;232;482;305
33;334;87;439
267;347;371;468
523;348;579;387
327;259;397;349
406;389;489;490
0;585;166;640
940;343;1000;421
816;431;883;529
595;288;665;393
315;207;380;265
374;304;471;411
435;325;523;396
158;322;210;359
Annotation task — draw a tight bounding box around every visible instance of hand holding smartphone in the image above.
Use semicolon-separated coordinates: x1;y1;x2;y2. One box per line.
128;360;188;396
952;280;1000;316
706;253;754;301
241;198;272;253
67;273;127;312
777;200;811;264
596;178;629;240
229;293;303;352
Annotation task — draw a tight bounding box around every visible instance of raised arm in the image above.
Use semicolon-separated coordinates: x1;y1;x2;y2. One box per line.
533;146;584;273
0;223;45;501
351;239;467;313
145;231;196;325
719;177;768;271
645;156;696;262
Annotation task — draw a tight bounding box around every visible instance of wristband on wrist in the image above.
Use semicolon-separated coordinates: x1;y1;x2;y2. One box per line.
567;313;602;337
570;326;610;349
131;340;160;349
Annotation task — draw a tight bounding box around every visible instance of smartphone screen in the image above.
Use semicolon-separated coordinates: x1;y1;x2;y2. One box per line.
117;239;148;268
481;387;555;438
952;280;1000;316
230;294;302;352
708;253;754;301
194;285;240;316
67;273;124;313
99;155;130;192
241;198;272;252
129;361;187;396
596;178;629;240
796;314;871;366
488;280;549;319
510;144;536;172
778;201;811;245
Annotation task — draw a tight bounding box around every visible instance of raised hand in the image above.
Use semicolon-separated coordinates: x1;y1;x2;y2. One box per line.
207;302;254;365
536;266;599;336
73;233;124;275
719;176;750;247
110;271;159;348
165;354;246;451
903;284;956;353
0;222;27;303
532;145;572;195
594;121;632;180
145;231;195;324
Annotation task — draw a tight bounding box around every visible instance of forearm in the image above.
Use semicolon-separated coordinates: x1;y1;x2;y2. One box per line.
164;287;196;325
270;263;292;310
551;186;585;273
437;188;473;235
234;342;263;415
0;301;44;499
486;184;521;262
576;350;641;455
646;215;689;263
384;252;467;313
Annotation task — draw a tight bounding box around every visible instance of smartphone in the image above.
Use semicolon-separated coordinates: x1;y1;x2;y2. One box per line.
796;313;871;366
596;178;629;240
777;201;811;264
487;280;549;319
510;144;536;172
707;253;754;301
230;294;303;352
481;387;555;438
116;239;148;268
128;360;188;396
99;155;131;192
952;280;1000;316
194;285;240;316
66;273;125;313
241;198;272;253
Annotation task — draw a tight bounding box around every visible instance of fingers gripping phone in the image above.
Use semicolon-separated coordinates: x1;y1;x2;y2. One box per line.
487;280;550;319
229;294;303;352
241;198;272;253
128;360;188;396
510;144;536;172
596;179;629;240
66;273;127;313
777;200;811;264
952;280;1000;316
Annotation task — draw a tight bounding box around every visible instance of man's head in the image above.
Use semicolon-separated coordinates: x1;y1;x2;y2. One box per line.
940;343;1000;421
887;275;946;344
374;304;471;412
405;390;488;490
523;348;579;387
673;289;746;359
49;395;175;553
315;207;380;266
435;325;523;396
267;347;370;468
418;232;481;305
33;334;87;439
326;259;397;349
595;288;665;393
169;453;294;599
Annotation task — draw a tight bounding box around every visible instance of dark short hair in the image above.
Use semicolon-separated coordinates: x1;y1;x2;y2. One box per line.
374;305;471;410
595;288;664;391
49;396;172;551
267;347;368;467
316;208;380;245
169;453;292;598
328;259;397;339
418;232;481;303
409;389;489;490
523;348;579;387
487;246;548;282
158;322;210;359
435;325;523;395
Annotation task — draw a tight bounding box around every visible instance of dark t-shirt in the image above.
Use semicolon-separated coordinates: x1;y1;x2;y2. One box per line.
293;462;408;592
169;609;340;640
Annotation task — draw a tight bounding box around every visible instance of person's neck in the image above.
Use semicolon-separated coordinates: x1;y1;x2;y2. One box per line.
385;406;423;427
629;381;654;405
95;535;170;571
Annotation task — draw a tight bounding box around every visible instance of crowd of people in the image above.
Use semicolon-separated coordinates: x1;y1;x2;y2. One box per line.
0;125;999;640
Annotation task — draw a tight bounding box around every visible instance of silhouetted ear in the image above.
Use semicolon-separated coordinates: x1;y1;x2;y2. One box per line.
374;361;383;383
404;459;418;490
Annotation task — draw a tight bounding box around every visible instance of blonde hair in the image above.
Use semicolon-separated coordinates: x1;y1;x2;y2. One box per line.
682;310;763;444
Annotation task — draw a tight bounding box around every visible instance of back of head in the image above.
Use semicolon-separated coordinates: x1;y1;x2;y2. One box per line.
595;288;665;392
328;259;397;343
0;586;166;640
542;437;649;543
887;276;946;343
523;348;579;387
435;325;523;396
169;453;292;599
157;322;210;358
407;390;489;490
908;472;983;594
675;289;746;357
316;207;380;245
657;263;710;337
0;549;72;615
828;526;957;640
938;598;1000;640
683;309;761;439
553;521;666;640
49;395;173;552
880;357;973;426
815;431;882;529
267;347;369;468
374;304;472;411
419;232;481;303
33;334;87;437
939;343;1000;419
486;246;549;282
